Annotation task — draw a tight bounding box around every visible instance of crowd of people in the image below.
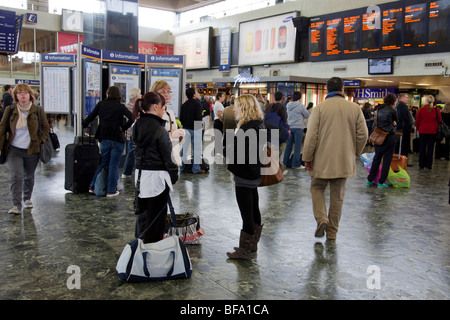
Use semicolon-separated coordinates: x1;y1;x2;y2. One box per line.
0;79;449;262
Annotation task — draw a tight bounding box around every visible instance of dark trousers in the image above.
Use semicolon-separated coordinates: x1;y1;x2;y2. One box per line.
368;133;396;184
235;186;261;235
395;129;411;156
135;185;170;243
419;133;437;169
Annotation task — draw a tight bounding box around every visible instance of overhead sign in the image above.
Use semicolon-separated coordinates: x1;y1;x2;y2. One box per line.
62;9;83;33
353;88;395;99
25;13;37;24
147;54;184;66
102;50;145;64
219;27;231;72
81;44;101;60
41;53;76;64
0;9;17;54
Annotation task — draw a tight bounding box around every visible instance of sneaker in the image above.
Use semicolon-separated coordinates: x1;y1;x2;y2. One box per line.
23;200;33;209
8;206;21;215
121;174;131;178
292;165;306;170
366;181;374;186
106;191;120;197
89;187;94;194
378;183;389;188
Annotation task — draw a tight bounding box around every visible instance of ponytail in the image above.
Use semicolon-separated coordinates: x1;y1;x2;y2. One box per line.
133;98;144;121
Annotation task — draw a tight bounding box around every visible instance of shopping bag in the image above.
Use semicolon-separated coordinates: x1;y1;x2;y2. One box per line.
361;153;381;184
387;167;410;188
165;197;204;244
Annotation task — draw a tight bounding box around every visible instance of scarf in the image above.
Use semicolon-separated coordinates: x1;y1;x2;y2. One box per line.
16;102;32;130
325;91;345;99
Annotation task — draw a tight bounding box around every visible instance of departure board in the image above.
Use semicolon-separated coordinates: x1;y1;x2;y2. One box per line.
382;6;403;51
403;3;427;48
326;17;343;56
362;10;381;52
429;0;450;46
309;0;450;62
343;13;362;54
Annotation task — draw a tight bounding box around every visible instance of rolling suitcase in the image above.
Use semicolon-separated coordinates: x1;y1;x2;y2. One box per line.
391;132;407;172
65;134;100;193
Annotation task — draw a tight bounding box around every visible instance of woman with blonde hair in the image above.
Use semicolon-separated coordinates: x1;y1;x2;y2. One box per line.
415;95;442;169
226;94;265;260
0;84;50;214
150;80;185;166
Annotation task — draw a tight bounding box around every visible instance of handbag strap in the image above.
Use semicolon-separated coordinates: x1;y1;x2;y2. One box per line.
435;108;442;124
167;195;177;228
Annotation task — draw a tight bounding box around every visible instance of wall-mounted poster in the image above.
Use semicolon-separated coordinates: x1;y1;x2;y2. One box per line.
84;60;101;117
109;64;141;104
239;12;298;66
149;67;182;118
174;27;211;69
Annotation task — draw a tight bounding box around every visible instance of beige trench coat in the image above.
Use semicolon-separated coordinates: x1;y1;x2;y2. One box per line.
302;95;368;179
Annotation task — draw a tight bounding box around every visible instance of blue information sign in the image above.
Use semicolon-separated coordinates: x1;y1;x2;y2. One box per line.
219;27;231;72
0;9;17;53
102;50;145;64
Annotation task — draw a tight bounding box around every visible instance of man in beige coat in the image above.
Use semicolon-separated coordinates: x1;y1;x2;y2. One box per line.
303;77;368;240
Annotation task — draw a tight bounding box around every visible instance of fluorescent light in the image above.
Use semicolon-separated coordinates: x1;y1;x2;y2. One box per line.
400;82;414;85
417;83;431;86
377;80;394;83
357;78;373;81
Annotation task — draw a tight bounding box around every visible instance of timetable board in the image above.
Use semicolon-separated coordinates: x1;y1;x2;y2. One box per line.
309;0;450;62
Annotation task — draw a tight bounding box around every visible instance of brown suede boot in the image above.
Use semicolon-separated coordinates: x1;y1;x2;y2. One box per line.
252;224;263;252
227;230;253;260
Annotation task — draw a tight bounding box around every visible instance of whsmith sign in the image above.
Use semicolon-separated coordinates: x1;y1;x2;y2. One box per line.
353;88;395;99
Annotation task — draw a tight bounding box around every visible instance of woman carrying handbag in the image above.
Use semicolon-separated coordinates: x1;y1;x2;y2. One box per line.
132;92;179;243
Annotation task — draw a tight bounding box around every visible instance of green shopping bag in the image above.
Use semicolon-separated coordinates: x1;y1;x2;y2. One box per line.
387;166;410;188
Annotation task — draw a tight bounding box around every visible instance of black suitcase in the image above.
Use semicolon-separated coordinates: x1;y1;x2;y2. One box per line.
65;136;100;193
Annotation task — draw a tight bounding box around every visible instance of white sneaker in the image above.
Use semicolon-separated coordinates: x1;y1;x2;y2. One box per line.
24;200;33;209
106;191;120;197
8;206;21;215
121;174;131;178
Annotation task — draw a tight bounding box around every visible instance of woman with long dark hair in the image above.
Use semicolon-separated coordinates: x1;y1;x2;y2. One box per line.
132;92;179;243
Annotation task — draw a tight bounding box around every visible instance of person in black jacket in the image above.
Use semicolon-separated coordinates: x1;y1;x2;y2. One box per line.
132;92;178;243
367;93;398;187
82;86;133;197
226;94;266;260
395;93;412;155
179;87;204;173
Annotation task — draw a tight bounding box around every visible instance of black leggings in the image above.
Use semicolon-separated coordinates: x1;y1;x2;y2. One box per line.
135;185;170;243
235;186;261;235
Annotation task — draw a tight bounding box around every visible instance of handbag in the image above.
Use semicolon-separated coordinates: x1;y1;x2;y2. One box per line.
0;106;14;164
165;197;204;245
49;128;60;150
116;201;192;283
260;144;284;187
37;107;53;164
369;110;388;146
436;108;450;142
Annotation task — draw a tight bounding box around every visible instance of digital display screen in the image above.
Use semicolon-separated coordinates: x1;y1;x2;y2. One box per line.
403;3;427;48
429;0;450;46
309;0;450;62
368;56;393;74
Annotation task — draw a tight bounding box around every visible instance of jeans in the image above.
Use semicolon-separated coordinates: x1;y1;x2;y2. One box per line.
90;139;125;194
283;128;304;168
180;129;202;173
122;140;135;176
7;146;40;208
368;133;396;184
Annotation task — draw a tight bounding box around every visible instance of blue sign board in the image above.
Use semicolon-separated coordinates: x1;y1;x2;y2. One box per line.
16;79;40;85
150;68;180;78
353;88;396;99
81;45;101;60
25;13;37;24
102;50;145;64
344;80;361;87
41;54;76;64
219;27;231;72
0;9;17;53
147;54;184;65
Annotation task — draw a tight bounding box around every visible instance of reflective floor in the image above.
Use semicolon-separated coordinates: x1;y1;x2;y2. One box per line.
0;123;449;300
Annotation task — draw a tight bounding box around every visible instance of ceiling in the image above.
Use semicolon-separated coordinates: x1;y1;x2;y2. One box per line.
138;0;224;12
347;75;450;90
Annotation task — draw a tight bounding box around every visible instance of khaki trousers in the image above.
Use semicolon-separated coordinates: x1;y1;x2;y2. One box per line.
310;177;347;237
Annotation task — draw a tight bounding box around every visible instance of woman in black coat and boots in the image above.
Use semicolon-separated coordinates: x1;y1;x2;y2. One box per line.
226;94;266;260
132;92;178;243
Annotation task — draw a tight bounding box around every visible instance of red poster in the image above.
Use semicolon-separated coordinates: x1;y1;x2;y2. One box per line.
58;32;83;54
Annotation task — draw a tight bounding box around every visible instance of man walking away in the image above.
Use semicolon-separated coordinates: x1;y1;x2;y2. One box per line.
302;77;368;240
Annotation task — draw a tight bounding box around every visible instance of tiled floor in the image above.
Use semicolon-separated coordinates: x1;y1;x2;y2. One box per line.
0;123;449;300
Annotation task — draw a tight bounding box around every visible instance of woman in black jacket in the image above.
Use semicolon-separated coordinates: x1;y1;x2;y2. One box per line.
132;92;178;243
226;94;265;260
367;93;398;187
83;86;133;197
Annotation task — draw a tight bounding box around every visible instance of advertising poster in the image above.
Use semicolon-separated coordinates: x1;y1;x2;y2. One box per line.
109;64;141;104
42;66;71;114
84;61;101;117
174;28;210;69
239;12;298;66
149;68;182;118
